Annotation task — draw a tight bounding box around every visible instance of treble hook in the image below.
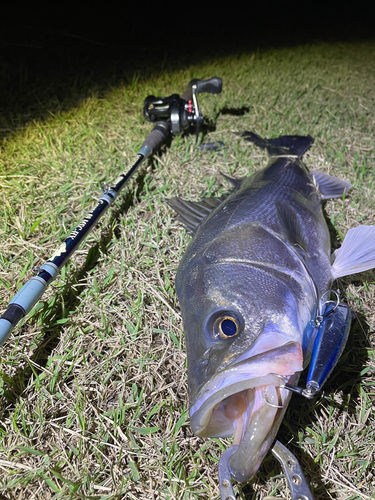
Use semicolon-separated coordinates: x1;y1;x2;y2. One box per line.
218;445;238;500
271;441;314;500
218;442;314;500
315;289;340;326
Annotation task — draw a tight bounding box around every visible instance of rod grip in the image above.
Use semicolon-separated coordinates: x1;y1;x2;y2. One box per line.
140;122;170;156
0;319;14;347
0;276;48;346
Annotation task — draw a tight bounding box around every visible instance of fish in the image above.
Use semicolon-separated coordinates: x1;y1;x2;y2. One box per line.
167;132;375;483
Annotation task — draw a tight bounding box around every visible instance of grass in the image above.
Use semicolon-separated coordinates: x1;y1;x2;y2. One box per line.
0;39;375;499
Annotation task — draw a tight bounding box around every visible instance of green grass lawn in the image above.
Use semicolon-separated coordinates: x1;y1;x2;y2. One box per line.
0;40;375;499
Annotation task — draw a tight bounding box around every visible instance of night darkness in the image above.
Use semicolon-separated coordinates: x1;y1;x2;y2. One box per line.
2;2;375;74
1;2;374;147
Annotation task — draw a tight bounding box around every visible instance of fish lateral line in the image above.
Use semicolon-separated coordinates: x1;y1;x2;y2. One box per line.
203;257;314;288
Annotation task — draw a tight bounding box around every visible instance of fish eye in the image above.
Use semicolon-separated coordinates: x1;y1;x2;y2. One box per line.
212;313;242;339
220;317;238;337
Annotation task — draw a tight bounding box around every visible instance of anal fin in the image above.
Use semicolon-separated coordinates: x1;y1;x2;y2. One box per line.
310;170;352;199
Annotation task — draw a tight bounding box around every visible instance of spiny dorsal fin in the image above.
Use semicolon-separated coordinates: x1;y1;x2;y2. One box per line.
166;196;223;234
276;200;310;255
240;131;314;158
310;170;352;199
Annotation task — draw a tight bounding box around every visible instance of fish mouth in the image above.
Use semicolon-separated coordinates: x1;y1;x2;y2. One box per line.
189;341;303;482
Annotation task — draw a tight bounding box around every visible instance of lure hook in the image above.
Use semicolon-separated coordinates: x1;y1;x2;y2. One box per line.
315;289;340;326
218;445;238;500
218;442;314;500
263;387;284;408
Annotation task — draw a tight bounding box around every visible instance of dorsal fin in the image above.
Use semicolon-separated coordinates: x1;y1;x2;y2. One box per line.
240;131;314;158
166;196;223;234
276;200;310;255
310;170;352;199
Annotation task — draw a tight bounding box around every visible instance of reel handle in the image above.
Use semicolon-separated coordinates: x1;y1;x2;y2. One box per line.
181;77;222;100
196;77;223;94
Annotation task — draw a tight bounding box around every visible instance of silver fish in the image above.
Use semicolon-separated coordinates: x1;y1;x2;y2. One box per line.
167;132;375;483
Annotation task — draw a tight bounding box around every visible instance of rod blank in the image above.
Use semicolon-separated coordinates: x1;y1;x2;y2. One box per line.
0;148;152;345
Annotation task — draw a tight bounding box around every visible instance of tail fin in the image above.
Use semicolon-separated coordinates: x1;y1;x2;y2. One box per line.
240;131;314;158
331;225;375;279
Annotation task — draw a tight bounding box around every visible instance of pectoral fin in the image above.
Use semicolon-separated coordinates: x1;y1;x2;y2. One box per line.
221;173;246;189
276;200;310;255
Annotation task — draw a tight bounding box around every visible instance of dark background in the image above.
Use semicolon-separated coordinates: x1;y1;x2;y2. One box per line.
3;3;374;57
3;3;375;62
1;2;375;138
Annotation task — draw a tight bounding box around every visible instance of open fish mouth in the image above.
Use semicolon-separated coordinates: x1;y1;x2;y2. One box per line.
189;342;303;482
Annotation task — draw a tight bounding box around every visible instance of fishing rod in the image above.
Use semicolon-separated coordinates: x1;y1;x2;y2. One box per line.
0;76;223;346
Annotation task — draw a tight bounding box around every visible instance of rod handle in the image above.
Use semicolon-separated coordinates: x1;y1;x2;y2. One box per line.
0;277;47;346
139;121;171;156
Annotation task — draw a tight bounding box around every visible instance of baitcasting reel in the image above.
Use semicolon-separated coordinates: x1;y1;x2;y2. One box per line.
143;77;222;139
